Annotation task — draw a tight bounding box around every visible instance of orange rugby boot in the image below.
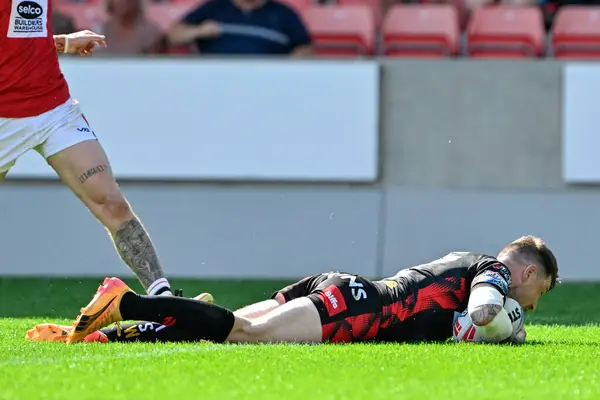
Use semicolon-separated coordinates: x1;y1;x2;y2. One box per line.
26;324;71;343
67;277;133;344
26;324;108;343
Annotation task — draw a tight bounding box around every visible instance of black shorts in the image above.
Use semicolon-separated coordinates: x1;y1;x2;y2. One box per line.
272;272;384;343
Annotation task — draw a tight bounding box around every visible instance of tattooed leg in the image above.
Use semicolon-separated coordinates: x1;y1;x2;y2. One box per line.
47;139;172;296
78;164;108;184
111;218;171;295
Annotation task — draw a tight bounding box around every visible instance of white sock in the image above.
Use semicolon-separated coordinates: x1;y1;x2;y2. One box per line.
147;278;172;296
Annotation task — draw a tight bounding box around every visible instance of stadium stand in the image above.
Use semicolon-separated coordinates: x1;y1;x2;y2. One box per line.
303;5;375;56
146;2;200;32
54;3;106;32
381;4;459;58
551;6;600;60
55;1;600;59
337;0;383;27
466;6;545;58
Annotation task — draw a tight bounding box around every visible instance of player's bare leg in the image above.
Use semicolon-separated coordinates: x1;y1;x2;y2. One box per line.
47;140;171;296
233;293;285;319
227;297;322;343
68;277;323;344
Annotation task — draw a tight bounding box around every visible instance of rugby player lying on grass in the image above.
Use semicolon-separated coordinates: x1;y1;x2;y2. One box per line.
27;236;558;345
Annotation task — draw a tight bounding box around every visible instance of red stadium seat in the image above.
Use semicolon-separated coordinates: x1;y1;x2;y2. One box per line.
54;3;106;31
146;3;200;33
302;5;375;57
551;6;600;60
466;6;545;58
381;4;459;58
337;0;383;27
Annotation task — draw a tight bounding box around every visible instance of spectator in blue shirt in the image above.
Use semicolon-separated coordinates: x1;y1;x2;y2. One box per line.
168;0;312;55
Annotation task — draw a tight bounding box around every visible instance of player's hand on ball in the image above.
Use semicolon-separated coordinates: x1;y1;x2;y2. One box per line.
453;298;526;344
61;30;107;56
509;327;527;344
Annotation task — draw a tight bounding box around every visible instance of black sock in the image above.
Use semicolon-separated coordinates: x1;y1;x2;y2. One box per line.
101;321;202;343
119;293;235;343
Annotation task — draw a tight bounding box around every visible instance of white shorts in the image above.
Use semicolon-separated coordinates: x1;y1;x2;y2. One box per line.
0;98;97;173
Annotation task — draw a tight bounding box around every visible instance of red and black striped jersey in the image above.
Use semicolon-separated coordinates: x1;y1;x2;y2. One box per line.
374;252;512;342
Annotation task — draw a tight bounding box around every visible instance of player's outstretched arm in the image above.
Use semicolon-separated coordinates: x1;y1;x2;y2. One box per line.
53;31;107;56
468;283;513;343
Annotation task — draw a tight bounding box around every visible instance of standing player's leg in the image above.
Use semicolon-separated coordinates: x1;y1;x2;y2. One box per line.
47;140;171;295
36;101;172;296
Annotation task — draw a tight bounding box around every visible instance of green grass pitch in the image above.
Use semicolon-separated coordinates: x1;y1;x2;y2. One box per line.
1;278;600;400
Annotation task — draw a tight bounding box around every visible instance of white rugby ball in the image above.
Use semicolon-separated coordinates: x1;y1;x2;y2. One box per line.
453;297;524;343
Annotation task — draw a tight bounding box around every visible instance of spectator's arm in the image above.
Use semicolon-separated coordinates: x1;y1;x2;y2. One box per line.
168;3;217;45
168;23;207;44
285;8;312;56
